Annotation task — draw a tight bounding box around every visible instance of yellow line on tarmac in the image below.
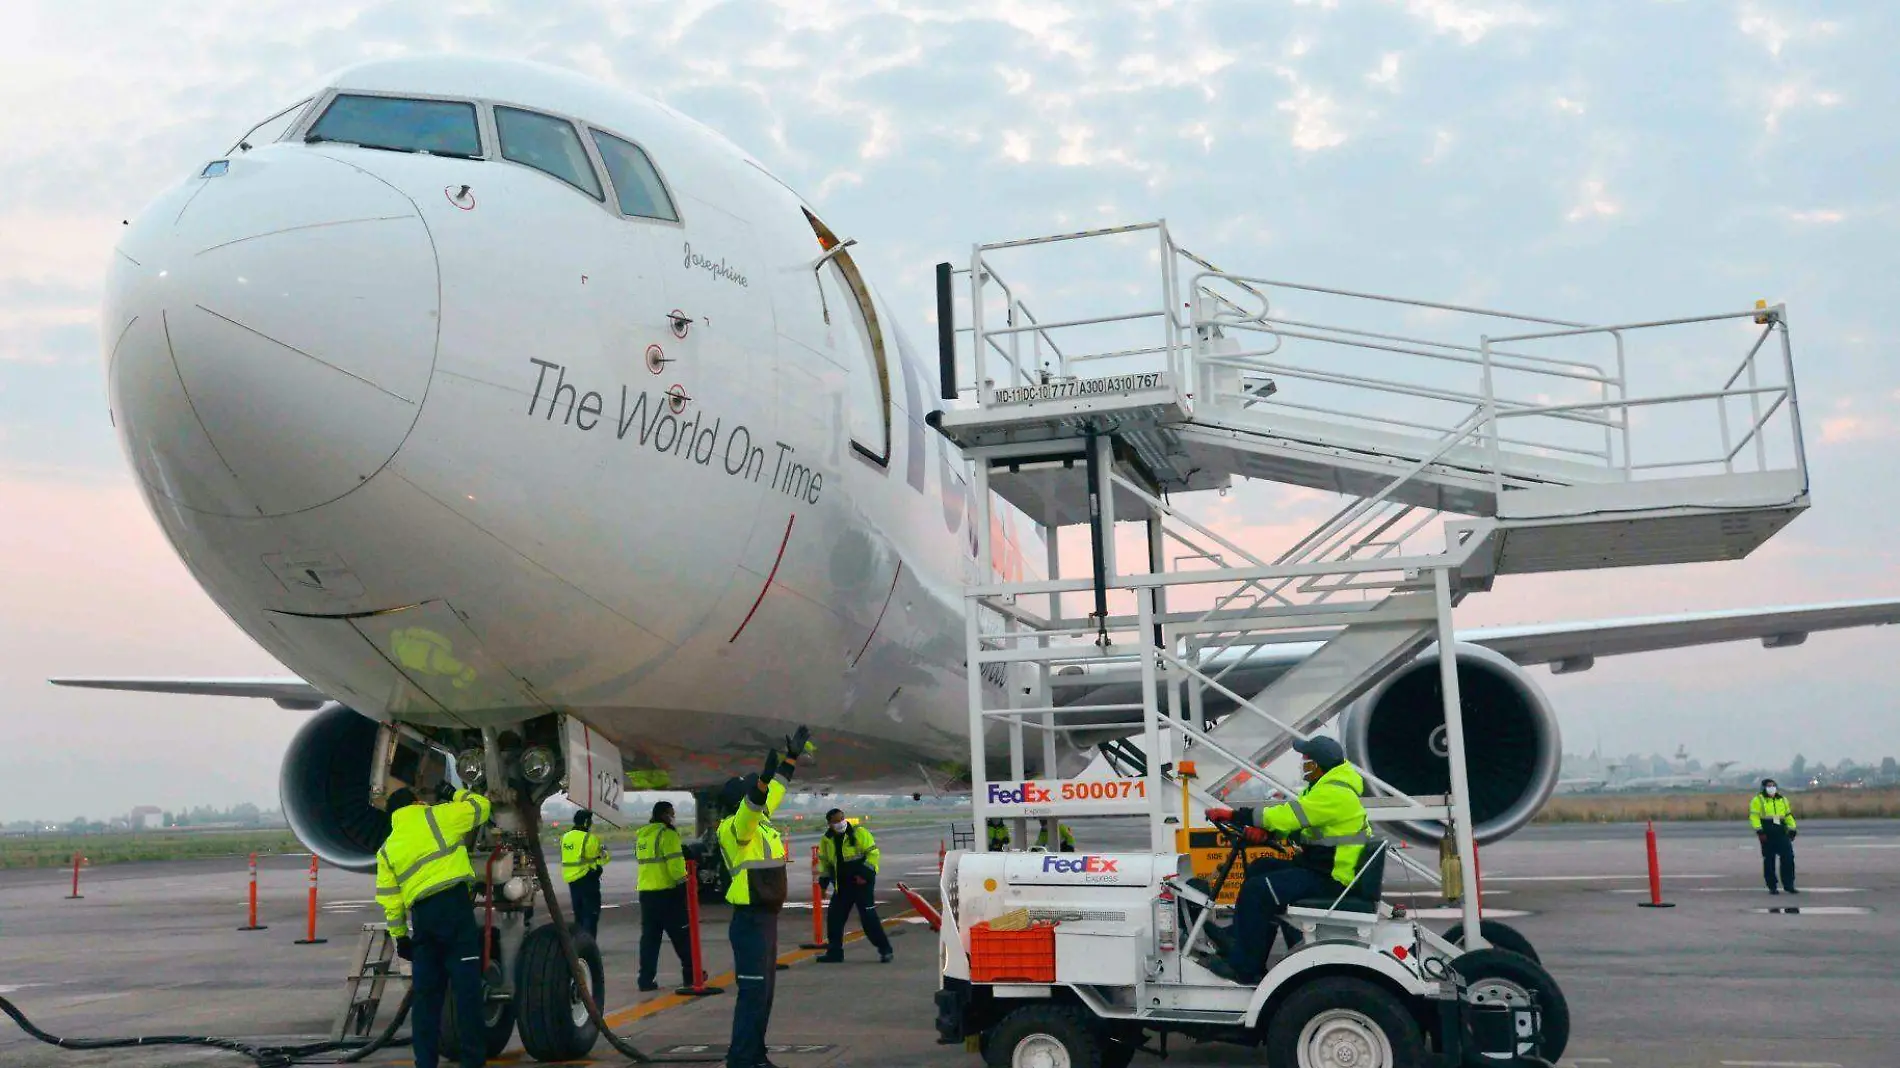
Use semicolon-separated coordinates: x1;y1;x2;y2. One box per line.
600;908;919;1028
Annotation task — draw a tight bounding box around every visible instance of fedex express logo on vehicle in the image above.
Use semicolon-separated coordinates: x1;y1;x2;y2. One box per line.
1041;855;1119;875
987;782;1053;805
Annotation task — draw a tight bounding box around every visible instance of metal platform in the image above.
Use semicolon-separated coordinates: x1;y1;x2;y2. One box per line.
933;222;1808;573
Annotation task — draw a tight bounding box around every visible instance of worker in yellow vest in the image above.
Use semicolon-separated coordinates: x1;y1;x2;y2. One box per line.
1204;736;1372;984
816;808;893;963
634;800;692;991
718;727;809;1068
375;784;493;1068
986;818;1010;851
1035;819;1076;852
560;809;611;937
1750;778;1799;894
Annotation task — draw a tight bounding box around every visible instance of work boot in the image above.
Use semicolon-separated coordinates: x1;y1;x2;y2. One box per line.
816;952;844;963
638;980;660;992
880;950;894;963
1768;887;1780;895
1785;887;1801;894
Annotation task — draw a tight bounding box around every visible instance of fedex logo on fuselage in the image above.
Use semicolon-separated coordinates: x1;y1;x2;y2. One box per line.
987;782;1052;805
1041;855;1119;874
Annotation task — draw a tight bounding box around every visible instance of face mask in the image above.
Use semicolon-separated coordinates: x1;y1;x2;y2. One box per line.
830;820;848;833
1765;786;1778;797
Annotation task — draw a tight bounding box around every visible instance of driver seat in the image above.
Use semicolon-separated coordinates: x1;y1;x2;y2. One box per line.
1281;840;1389;941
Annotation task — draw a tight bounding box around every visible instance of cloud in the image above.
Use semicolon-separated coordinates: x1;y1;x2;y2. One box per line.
1368;52;1403;89
1278;85;1349;152
1786;208;1846;224
1395;0;1543;44
1565;178;1620;222
1737;4;1841;58
1760;80;1843;133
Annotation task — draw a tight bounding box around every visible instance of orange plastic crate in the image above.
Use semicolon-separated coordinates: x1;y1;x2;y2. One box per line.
968;919;1058;983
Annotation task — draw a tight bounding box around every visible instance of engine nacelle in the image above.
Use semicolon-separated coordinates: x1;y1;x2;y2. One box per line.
1339;643;1561;845
280;702;389;872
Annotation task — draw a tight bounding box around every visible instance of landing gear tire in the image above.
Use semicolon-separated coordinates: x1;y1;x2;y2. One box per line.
514;923;604;1063
982;1004;1105;1068
1449;947;1570;1065
443;960;517;1061
1443;920;1540;963
1265;977;1425;1068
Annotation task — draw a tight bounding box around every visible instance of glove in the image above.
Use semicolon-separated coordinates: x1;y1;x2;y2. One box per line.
1789;830;1798;839
395;936;413;962
819;876;832;892
1205;806;1235;824
1757;831;1767;842
851;874;868;888
759;747;781;784
1240;826;1273;846
787;725;813;758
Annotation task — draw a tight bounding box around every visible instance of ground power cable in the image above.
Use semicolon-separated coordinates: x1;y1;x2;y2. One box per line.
0;987;412;1068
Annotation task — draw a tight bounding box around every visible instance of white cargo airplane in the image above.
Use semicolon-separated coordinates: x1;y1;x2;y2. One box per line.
60;55;1900;874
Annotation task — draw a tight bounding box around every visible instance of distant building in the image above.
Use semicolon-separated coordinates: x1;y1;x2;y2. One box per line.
129;806;162;830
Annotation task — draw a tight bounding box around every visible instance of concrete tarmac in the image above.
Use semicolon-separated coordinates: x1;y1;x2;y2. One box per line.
2;819;1896;1066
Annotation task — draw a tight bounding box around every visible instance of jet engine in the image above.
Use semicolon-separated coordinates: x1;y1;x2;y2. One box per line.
280;702;390;872
1338;643;1561;845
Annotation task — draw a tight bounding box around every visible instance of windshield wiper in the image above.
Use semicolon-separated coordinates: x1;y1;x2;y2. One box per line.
305;133;417;154
422;149;484;161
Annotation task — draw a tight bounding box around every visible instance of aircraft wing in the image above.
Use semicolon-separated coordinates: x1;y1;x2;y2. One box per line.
46;599;1900;719
49;676;327;710
1466;598;1900;669
1051;597;1900;719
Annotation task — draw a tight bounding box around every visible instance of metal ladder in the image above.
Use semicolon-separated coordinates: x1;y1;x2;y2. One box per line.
331;923;408;1042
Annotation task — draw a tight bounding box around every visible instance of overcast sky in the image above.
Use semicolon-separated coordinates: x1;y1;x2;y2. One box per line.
4;1;1899;821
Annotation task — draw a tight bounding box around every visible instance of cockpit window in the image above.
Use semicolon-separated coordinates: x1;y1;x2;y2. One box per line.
307;95;481;157
495;107;603;201
590;130;679;222
227;98;313;155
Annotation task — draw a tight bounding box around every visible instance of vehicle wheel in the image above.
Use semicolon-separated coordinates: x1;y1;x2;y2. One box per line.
1443;920;1539;963
442;959;516;1060
1266;977;1426;1068
1449;948;1569;1065
982;1004;1104;1068
514;923;604;1062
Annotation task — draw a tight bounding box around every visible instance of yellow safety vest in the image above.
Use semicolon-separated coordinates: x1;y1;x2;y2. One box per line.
635;822;687;891
717;779;788;907
986;823;1010;849
818;824;881;878
560;828;610;884
1750;794;1796;831
1035;824;1076;850
375;789;492;937
1259;763;1373;886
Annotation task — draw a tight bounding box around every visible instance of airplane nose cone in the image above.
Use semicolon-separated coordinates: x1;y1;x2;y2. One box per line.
105;152;439;517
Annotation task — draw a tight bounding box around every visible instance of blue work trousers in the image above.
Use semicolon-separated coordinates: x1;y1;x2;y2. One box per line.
1759;826;1797;891
568;870;603;938
824;871;892;957
409;885;487;1068
1227;861;1340;980
726;904;780;1068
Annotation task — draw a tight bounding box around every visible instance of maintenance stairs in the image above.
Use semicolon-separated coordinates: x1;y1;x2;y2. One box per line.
932;221;1810;900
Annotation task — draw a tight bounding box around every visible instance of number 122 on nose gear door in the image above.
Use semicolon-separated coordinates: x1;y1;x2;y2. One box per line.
984;778;1148;817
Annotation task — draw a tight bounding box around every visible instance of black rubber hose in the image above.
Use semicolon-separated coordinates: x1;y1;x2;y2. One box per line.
0;987;412;1068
